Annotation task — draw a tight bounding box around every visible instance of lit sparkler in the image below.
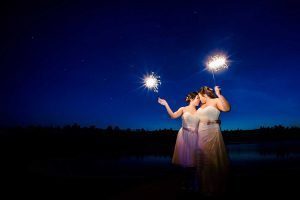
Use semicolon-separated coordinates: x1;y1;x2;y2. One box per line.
206;54;228;72
143;72;161;93
206;54;229;85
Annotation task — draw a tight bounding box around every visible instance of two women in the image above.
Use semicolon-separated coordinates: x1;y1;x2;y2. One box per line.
158;86;230;197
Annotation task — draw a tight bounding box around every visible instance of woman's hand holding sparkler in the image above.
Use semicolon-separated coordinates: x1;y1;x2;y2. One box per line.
214;86;231;112
214;86;222;97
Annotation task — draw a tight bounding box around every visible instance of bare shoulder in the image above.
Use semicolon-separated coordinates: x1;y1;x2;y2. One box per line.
180;106;187;112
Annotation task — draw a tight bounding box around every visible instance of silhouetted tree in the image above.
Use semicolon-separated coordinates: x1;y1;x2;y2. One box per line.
114;126;120;131
106;125;113;133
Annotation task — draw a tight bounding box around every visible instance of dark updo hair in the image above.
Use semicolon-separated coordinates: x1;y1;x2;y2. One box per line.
198;86;217;99
185;91;198;103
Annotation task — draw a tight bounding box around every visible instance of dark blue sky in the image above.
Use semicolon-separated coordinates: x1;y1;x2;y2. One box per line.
1;0;300;130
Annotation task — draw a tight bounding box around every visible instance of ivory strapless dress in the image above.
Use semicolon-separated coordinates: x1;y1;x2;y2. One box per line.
172;112;200;168
196;105;230;196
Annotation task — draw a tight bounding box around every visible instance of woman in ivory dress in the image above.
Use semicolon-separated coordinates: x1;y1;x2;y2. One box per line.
158;92;200;190
196;86;231;197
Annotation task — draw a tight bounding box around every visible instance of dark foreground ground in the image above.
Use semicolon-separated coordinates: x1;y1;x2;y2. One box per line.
0;128;299;199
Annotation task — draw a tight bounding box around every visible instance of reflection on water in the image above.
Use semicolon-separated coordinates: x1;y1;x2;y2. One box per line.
28;141;300;178
227;141;300;163
119;141;300;166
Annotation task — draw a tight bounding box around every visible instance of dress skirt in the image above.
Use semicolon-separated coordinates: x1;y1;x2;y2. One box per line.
196;123;230;196
172;127;199;168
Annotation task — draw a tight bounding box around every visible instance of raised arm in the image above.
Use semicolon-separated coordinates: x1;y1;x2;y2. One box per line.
158;98;183;119
214;86;231;112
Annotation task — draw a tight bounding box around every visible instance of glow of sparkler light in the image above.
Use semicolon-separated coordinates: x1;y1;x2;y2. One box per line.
143;72;161;93
206;54;229;72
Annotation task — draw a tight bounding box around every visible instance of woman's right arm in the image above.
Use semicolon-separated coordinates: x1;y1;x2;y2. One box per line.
165;104;183;119
158;98;183;119
214;86;231;112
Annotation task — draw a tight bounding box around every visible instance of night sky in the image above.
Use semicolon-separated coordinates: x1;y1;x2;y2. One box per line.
1;0;300;130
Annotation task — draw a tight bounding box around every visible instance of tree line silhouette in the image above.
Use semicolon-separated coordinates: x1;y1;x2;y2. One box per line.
1;124;299;141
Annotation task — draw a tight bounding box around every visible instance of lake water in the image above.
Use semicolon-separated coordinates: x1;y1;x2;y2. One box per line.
119;141;300;165
21;140;300;199
27;141;300;178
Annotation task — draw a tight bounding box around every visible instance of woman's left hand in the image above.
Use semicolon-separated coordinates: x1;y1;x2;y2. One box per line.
214;86;222;97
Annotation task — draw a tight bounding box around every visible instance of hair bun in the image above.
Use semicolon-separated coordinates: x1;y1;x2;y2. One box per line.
185;91;198;103
185;96;190;102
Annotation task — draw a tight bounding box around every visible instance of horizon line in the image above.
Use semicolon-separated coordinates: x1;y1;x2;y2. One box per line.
0;124;299;132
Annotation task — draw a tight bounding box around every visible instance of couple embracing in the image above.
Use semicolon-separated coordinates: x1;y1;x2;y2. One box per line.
158;86;230;197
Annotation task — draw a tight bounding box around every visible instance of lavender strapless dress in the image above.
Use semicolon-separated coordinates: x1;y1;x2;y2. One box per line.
172;112;200;168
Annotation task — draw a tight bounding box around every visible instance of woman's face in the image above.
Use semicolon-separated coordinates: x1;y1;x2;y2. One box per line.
190;95;201;106
198;93;207;104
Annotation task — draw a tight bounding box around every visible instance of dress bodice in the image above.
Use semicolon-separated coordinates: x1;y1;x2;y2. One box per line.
181;112;200;129
196;105;220;121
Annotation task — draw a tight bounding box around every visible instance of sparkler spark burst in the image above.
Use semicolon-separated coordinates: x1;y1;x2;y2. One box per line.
206;55;229;72
143;72;161;93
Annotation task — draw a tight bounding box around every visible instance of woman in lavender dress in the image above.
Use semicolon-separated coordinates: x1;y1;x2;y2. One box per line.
158;92;200;190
